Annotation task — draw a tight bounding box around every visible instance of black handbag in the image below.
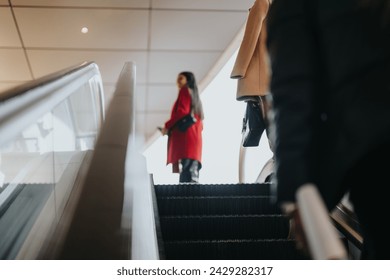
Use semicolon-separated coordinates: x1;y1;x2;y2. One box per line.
175;93;197;132
176;112;197;132
242;98;266;147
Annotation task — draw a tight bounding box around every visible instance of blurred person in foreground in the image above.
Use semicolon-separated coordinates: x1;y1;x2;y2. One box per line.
266;0;390;259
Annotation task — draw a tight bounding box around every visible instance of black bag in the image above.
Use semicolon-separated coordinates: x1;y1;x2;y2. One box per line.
174;91;197;132
176;112;197;132
242;98;266;147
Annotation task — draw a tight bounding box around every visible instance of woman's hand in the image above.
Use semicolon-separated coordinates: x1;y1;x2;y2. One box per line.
158;127;168;136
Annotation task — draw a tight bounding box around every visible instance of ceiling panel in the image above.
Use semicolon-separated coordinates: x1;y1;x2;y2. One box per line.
144;112;170;138
11;0;150;8
1;0;249;144
0;7;22;47
135;85;147;113
151;10;246;51
147;85;177;112
0;49;31;80
148;51;221;84
135;113;147;136
27;50;148;83
14;8;149;49
151;0;254;11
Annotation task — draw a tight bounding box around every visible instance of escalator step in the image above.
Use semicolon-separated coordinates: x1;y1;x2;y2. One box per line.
155;183;272;198
157;196;280;216
160;215;290;241
163;239;309;260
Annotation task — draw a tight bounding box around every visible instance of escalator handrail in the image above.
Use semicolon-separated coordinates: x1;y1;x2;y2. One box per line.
330;203;363;250
0;61;97;102
296;183;348;259
57;61;141;259
0;61;104;148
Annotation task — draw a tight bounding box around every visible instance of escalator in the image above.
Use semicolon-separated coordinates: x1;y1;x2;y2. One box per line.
153;182;309;260
0;58;359;260
0;62;106;259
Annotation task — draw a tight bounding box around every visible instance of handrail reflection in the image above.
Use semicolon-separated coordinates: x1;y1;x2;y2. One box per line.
0;62;104;148
0;61;104;259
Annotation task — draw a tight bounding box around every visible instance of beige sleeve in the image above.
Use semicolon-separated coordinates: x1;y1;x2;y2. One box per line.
230;0;269;79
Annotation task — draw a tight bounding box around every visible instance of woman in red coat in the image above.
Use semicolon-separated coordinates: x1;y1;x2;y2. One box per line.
161;71;204;183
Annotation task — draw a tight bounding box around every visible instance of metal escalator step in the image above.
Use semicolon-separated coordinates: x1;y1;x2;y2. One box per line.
157;196;280;216
163;239;309;260
160;214;290;241
154;183;272;198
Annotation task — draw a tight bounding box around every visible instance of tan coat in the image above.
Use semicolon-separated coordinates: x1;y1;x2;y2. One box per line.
231;0;271;100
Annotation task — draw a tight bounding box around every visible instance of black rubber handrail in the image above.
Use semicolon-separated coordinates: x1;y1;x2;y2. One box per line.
331;203;363;250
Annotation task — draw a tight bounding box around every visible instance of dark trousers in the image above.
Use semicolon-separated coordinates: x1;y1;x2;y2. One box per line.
179;159;201;183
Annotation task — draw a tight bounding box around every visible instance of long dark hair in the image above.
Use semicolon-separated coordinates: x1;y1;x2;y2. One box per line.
180;71;204;120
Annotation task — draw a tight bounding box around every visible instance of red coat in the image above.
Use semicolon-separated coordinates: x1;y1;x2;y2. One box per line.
165;86;203;171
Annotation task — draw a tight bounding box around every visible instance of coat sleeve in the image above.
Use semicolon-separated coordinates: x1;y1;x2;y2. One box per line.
267;0;322;204
164;87;192;130
230;0;270;79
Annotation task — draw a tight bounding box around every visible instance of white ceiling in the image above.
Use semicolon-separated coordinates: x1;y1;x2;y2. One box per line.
0;0;253;143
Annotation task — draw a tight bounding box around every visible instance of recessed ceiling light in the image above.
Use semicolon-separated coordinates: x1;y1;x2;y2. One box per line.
81;27;89;34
